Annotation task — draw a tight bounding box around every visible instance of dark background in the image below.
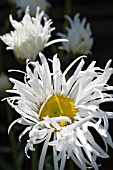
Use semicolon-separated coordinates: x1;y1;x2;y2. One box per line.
0;0;113;170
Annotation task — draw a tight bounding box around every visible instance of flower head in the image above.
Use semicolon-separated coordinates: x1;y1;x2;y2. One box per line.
9;0;51;17
0;7;67;62
6;53;113;170
58;14;93;56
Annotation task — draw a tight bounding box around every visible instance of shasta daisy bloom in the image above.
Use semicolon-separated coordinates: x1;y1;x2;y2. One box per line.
58;14;93;56
0;6;67;61
5;53;113;170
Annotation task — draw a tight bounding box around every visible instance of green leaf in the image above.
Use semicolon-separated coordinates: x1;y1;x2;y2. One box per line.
44;154;54;170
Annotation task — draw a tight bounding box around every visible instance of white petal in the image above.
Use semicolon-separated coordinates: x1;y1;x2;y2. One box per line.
8;118;21;134
63;55;87;77
45;38;68;47
38;133;52;170
19;126;32;141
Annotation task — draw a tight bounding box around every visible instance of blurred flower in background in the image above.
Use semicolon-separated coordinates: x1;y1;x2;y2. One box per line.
8;0;51;17
58;14;93;57
0;6;67;62
6;53;113;170
0;72;11;97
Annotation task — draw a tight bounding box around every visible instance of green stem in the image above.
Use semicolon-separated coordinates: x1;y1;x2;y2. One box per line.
68;159;75;170
6;105;21;170
64;0;72;34
32;146;38;170
0;42;3;72
65;0;72;16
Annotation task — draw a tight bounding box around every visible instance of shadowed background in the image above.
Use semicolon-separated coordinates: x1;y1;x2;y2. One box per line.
0;0;113;170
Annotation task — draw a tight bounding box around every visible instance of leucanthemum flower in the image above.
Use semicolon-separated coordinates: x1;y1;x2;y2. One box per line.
0;6;67;61
5;53;113;170
9;0;51;17
58;14;93;56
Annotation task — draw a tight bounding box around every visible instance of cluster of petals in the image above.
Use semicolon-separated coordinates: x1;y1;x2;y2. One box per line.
5;53;113;170
0;7;67;61
58;14;93;56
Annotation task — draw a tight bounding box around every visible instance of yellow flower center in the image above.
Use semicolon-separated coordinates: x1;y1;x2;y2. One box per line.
39;95;77;126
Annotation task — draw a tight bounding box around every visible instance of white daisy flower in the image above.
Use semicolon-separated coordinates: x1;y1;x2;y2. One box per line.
9;0;51;17
58;14;93;56
0;6;67;61
5;53;113;170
